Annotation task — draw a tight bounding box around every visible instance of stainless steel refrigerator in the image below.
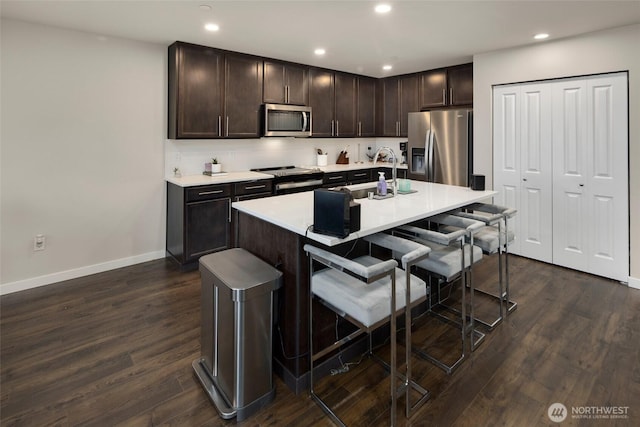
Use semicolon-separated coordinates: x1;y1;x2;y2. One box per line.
407;109;472;186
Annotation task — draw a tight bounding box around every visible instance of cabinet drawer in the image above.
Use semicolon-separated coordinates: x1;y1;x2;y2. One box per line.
234;180;273;196
323;172;348;186
186;184;232;202
347;170;371;183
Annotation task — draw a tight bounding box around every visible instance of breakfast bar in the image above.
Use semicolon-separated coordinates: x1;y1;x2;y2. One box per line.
233;180;496;393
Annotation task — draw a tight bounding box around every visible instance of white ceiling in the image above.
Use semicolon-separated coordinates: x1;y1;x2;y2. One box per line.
2;0;639;77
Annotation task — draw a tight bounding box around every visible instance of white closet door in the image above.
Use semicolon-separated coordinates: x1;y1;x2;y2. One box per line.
519;84;553;262
586;74;629;281
493;85;521;253
552;79;588;271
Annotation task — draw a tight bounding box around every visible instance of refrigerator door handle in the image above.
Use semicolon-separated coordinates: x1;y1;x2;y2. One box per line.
424;130;431;181
428;130;435;182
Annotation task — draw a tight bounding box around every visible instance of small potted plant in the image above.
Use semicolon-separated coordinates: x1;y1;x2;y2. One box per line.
173;167;182;178
211;158;222;173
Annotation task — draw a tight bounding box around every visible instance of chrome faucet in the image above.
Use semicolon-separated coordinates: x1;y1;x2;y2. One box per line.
373;146;397;197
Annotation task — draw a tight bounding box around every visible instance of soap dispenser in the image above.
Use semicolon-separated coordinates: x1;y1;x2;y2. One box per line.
377;171;387;196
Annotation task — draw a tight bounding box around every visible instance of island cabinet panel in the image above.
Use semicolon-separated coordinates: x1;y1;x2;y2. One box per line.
263;61;308;105
357;76;376;137
168;42;263;139
166;182;232;269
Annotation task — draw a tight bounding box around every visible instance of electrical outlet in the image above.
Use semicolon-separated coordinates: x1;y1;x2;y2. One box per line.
34;234;45;251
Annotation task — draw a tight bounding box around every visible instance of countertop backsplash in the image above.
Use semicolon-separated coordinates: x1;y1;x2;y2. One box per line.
164;137;405;178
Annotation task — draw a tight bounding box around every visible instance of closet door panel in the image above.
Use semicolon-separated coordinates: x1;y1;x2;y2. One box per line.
552;79;588;270
519;84;552;262
493;86;521;253
586;74;628;281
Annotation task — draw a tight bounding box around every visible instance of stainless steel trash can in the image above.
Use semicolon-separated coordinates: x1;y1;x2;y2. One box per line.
193;248;282;421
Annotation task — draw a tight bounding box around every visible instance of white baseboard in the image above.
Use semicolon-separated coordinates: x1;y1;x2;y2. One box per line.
628;276;640;290
0;250;166;296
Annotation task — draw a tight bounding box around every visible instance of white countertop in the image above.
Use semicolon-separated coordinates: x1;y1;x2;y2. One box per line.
309;162;408;173
166;171;273;187
233;180;497;246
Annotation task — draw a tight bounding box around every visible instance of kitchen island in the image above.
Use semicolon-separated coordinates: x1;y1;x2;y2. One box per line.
233;180;496;393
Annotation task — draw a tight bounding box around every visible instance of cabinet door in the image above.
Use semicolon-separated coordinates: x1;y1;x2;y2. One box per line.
399;74;419;136
186;198;231;261
173;43;223;138
309;69;335;137
448;64;473;106
420;69;447;109
357;77;376;137
334;72;357;137
224;54;263;138
285;64;309;106
379;77;400;136
263;61;286;104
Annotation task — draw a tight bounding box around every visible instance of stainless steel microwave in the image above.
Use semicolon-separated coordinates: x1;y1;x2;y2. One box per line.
262;103;312;137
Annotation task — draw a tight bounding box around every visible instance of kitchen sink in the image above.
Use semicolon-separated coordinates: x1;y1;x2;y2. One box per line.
350;186;394;199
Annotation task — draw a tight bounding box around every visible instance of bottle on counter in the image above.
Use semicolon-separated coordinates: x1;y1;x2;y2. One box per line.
377;172;387;196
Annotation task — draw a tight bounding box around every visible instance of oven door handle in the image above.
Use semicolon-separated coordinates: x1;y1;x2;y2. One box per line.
275;179;323;191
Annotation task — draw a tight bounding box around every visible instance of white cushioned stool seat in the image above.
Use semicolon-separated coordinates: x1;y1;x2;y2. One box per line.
312;255;426;328
410;240;482;281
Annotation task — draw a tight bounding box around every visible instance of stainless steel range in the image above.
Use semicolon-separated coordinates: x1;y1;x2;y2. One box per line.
251;166;324;195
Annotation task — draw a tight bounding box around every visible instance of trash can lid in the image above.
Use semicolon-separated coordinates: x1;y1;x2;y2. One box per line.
199;248;283;299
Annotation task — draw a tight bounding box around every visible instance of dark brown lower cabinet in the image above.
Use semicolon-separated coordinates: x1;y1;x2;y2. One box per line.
167;182;232;269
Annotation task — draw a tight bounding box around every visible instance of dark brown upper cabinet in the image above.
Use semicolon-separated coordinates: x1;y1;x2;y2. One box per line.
356;76;376;137
377;74;419;137
309;69;357;137
168;42;263;139
263;61;308;105
447;63;473;106
419;63;473;109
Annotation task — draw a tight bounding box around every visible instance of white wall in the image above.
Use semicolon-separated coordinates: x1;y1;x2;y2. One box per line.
473;24;640;283
1;19;167;293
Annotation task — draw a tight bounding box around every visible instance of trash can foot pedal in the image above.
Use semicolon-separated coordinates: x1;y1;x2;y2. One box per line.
192;358;236;420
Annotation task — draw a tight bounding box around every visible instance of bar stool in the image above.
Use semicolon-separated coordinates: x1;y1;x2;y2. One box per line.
454;203;517;329
305;234;429;426
394;214;485;373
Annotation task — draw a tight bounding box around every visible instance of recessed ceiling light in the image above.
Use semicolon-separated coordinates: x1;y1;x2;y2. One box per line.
383;65;393;71
375;4;392;14
314;48;326;56
205;23;219;32
534;33;549;40
199;4;212;11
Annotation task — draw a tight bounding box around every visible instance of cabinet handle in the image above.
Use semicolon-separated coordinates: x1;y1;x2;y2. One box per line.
443;88;446;104
450;88;453;104
226;116;229;137
336;120;339;136
328;176;344;180
522;178;527;182
227;197;232;222
358;121;362;136
244;184;267;190
579;183;584;187
353;172;367;177
218;116;222;137
331;120;335;136
286;85;290;103
198;190;224;196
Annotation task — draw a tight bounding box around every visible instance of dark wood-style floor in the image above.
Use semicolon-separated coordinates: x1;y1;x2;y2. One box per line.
2;254;639;426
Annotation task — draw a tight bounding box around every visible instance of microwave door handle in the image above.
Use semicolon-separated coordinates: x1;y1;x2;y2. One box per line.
301;112;308;132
